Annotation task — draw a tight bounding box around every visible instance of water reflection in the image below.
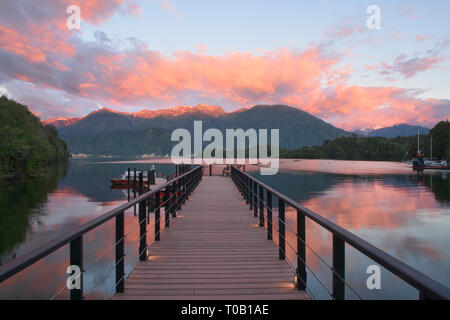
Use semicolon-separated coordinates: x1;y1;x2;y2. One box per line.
0;159;175;300
0;159;448;299
253;169;450;299
0;163;67;264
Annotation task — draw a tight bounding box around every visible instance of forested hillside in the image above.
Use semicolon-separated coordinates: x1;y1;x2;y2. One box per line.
0;97;69;178
281;121;449;161
62;128;174;157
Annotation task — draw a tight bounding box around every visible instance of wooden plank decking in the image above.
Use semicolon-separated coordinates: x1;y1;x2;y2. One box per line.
114;176;309;300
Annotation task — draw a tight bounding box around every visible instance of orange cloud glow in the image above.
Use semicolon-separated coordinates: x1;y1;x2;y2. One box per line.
0;0;448;130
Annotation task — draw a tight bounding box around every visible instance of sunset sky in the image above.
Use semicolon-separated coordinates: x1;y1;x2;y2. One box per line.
0;0;449;130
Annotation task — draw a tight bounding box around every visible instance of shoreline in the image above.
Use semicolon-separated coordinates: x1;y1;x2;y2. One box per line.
77;157;421;176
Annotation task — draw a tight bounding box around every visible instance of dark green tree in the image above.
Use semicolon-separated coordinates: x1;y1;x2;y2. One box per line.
0;97;69;178
429;121;450;159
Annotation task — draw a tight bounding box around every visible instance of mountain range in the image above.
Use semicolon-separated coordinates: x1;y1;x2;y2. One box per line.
44;104;433;157
46;105;351;156
354;124;430;138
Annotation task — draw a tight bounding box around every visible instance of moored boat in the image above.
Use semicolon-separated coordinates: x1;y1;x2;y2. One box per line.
111;166;158;187
412;131;449;171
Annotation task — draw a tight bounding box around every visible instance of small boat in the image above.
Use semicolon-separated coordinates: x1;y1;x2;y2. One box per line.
412;131;449;171
424;160;450;171
412;153;426;171
111;167;157;188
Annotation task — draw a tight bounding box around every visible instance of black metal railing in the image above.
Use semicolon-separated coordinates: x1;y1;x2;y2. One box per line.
231;166;450;300
0;165;203;300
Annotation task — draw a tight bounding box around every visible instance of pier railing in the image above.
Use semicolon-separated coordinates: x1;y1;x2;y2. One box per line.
0;166;203;300
231;166;450;300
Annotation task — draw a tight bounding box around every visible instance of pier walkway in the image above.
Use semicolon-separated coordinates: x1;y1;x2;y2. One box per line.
114;176;309;300
1;165;449;300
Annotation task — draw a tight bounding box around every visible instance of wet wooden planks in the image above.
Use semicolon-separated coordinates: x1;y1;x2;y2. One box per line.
113;176;309;300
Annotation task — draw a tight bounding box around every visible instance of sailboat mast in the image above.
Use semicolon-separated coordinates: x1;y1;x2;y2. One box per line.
430;136;433;159
417;129;420;154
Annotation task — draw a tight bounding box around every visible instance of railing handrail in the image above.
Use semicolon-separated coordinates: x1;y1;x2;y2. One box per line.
0;166;202;284
231;166;450;300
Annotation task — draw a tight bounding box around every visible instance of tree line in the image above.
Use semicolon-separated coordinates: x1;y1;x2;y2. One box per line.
0;97;69;178
280;121;450;161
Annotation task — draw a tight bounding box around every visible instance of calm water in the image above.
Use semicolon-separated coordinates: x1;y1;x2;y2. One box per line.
0;159;176;300
250;161;450;300
0;159;448;299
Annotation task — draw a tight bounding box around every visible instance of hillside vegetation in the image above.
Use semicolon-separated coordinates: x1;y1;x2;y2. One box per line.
0;97;69;178
281;121;450;161
62;128;174;157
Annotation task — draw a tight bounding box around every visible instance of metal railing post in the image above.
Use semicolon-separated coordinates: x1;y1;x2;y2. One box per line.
164;187;170;228
249;177;253;210
244;175;249;204
259;184;264;227
332;235;345;300
127;168;130;202
253;181;257;218
169;184;175;218
186;174;191;200
133;168;137;216
155;191;161;241
279;199;285;260
138;173;147;261
147;196;151;224
115;212;125;293
175;179;180;213
267;190;272;240
69;236;83;300
296;210;306;290
181;176;186;204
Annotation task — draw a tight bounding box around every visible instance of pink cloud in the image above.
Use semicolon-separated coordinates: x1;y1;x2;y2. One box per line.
61;0;139;25
415;35;433;43
0;26;47;63
0;0;448;130
366;53;446;80
2;36;448;130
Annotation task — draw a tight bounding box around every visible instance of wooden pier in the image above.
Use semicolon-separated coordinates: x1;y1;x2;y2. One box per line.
1;165;449;300
114;176;309;300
